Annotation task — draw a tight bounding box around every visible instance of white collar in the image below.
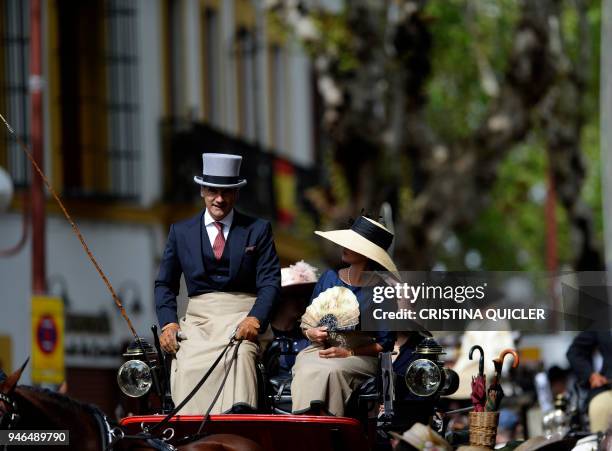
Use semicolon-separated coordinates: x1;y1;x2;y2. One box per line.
204;208;234;229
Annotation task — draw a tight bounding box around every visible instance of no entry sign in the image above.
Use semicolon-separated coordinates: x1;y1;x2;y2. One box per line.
31;296;64;384
36;315;58;354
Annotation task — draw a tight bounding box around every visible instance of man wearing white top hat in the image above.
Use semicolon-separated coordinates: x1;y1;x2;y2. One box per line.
155;153;280;414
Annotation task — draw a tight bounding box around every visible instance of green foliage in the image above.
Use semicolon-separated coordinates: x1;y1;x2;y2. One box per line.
426;0;602;271
450;140;571;271
266;10;290;43
309;12;361;75
325;149;351;206
269;6;361;77
425;0;520;140
581;121;603;246
271;0;603;271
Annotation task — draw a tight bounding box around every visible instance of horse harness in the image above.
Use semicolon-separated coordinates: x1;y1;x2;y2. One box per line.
0;336;239;451
0;391;19;430
0;389;170;451
85;399;177;451
0;391;20;451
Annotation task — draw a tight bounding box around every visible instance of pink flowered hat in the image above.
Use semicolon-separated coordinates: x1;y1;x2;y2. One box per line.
281;261;319;294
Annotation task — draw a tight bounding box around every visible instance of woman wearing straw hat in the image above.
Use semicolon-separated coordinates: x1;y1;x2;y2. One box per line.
291;216;398;416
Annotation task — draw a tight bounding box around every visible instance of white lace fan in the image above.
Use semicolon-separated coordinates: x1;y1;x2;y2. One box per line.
301;286;360;331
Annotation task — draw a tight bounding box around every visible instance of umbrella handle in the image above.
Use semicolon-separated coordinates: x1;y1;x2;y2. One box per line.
469;345;485;376
497;349;520;368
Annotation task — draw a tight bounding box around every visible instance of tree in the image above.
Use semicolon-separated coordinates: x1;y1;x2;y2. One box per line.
269;0;603;271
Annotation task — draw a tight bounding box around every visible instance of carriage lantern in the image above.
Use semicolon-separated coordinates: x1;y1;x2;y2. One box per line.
542;394;572;438
404;337;459;398
117;339;158;398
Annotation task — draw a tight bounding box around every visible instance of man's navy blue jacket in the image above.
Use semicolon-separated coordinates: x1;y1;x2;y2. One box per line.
567;330;612;402
154;209;281;329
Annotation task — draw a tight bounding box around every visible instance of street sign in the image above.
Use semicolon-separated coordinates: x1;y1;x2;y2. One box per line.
36;315;58;354
0;335;11;374
31;296;64;384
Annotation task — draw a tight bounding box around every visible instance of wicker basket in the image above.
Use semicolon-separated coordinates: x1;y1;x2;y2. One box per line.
469;411;499;448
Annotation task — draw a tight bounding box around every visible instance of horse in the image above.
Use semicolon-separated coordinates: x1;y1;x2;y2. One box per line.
0;361;263;451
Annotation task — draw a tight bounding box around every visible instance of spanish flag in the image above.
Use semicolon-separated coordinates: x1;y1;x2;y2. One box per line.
274;158;297;226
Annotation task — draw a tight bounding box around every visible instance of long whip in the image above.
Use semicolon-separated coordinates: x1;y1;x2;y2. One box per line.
0;112;140;340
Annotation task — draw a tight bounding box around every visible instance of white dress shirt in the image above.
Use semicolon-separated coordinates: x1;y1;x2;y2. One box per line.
203;208;233;246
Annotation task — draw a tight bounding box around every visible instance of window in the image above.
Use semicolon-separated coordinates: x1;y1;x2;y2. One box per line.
269;44;286;152
202;7;220;125
236;27;257;142
57;0;107;196
54;0;140;199
0;0;30;187
106;0;140;198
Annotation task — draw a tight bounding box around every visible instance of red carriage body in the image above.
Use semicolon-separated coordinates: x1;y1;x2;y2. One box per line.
120;413;374;450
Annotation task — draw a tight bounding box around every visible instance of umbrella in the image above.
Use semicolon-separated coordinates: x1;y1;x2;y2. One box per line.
469;345;487;412
485;349;519;412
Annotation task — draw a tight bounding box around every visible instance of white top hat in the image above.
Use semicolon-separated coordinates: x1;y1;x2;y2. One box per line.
194;153;247;188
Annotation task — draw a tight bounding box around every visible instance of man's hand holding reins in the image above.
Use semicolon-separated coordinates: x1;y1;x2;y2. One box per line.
236;316;260;342
160;322;181;353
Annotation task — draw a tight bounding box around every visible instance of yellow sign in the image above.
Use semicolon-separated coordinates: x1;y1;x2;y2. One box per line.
0;335;12;374
31;296;64;384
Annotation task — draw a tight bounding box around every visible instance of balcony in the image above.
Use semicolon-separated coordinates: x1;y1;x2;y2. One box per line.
160;118;319;224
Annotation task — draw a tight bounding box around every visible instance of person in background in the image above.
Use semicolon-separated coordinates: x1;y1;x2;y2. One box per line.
547;365;571;398
566;330;612;433
496;409;521;444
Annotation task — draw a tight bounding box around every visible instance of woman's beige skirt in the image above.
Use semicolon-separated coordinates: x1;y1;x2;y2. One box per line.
171;292;272;414
291;344;378;417
588;389;612;433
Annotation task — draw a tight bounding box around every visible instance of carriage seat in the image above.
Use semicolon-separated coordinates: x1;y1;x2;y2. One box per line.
263;336;301;412
262;336;379;415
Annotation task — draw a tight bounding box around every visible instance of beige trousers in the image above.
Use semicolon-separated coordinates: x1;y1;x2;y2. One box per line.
291;344;378;417
170;292;272;414
588;389;612;433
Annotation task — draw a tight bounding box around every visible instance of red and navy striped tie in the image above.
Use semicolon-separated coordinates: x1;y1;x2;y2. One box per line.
213;221;225;260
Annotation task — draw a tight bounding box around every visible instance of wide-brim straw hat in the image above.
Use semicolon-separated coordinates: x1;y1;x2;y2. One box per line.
194;153;247;188
315;216;399;279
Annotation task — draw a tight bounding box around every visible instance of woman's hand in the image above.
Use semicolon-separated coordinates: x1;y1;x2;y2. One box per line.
319;346;354;359
305;326;328;344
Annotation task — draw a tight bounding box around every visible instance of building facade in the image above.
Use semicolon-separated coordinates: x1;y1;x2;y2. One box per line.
0;0;320;415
